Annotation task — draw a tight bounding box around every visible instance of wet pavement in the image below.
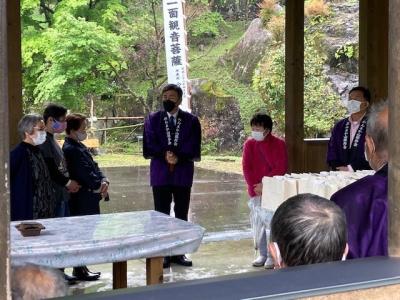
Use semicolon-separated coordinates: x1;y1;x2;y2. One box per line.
70;166;262;295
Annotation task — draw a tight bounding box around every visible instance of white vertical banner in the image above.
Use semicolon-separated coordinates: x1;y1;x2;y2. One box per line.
163;0;190;112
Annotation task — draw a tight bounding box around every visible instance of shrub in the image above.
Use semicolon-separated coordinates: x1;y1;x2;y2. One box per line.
258;0;277;26
305;0;330;18
188;11;225;45
253;31;346;137
267;14;285;43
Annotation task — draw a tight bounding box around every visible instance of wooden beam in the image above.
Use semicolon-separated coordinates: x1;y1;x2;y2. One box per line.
0;0;11;298
285;0;304;173
146;257;163;285
388;0;400;257
112;261;128;289
7;0;22;149
359;0;389;102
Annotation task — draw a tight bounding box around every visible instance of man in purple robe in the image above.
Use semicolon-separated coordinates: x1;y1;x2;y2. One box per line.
327;86;372;171
331;100;388;259
143;84;201;268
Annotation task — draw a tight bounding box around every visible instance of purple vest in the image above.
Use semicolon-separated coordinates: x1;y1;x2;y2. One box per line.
143;110;201;187
327;116;371;171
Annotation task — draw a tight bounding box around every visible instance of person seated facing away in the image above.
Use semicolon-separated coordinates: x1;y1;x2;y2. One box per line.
327;86;371;171
11;264;68;300
242;113;287;268
268;194;348;268
331;101;388;259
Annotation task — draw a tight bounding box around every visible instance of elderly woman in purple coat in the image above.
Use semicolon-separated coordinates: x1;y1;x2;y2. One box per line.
143;84;201;269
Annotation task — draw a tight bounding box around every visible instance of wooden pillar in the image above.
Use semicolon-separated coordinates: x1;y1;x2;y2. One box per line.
0;0;11;298
359;0;389;102
285;0;304;173
388;0;400;257
7;0;22;148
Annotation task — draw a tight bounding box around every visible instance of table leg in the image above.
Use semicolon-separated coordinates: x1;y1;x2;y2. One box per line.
113;261;127;289
146;257;163;285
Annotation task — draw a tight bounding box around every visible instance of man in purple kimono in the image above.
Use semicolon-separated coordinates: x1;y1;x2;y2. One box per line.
143;84;201;268
327;86;372;171
331;100;388;259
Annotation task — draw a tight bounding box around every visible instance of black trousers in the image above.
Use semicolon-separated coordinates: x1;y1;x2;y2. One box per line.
152;186;191;221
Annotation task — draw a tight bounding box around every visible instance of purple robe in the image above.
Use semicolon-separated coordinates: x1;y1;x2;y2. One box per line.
327;116;371;171
143;109;201;187
330;164;388;259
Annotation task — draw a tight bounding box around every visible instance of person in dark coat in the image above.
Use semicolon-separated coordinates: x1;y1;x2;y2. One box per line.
10;114;55;221
40;104;81;218
327;86;372;171
39;104;81;284
63;113;108;281
143;84;201;268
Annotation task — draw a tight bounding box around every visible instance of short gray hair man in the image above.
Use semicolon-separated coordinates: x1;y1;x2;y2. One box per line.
365;100;389;170
17;114;43;140
269;193;348;268
11;264;68;299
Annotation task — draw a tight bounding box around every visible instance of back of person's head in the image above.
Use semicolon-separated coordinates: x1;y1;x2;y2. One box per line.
349;86;371;103
269;193;348;268
366;100;389;156
250;113;273;131
11;264;68;300
43;104;67;124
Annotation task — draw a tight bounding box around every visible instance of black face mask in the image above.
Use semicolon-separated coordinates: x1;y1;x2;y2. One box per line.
163;100;176;112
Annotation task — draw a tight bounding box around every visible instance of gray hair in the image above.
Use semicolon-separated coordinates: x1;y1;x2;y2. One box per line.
11;264;68;299
17;114;43;140
366;100;389;154
270;193;347;267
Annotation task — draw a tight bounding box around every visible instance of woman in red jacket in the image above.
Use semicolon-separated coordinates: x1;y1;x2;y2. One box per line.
242;113;288;268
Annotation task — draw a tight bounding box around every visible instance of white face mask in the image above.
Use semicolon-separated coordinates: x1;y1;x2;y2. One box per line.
251;131;265;141
346;100;362;114
32;131;46;146
76;132;87;141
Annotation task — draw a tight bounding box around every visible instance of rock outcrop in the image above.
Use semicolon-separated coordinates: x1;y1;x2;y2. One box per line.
190;78;244;152
226;18;272;84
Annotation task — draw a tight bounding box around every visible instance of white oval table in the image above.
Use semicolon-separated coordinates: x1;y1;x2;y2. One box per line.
11;210;205;289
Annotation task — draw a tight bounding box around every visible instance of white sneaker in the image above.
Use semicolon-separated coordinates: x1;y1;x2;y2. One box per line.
264;257;274;269
252;256;267;267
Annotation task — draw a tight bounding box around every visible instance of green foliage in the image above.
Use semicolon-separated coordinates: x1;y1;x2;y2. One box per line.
335;44;355;60
253;29;346;137
188;12;226;44
21;0;128;111
189;21;264;135
35;16;123;109
21;0;168;114
201;139;220;155
252;45;285;132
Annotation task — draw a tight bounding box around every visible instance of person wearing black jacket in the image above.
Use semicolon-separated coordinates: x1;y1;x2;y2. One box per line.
63;113;109;281
40;104;80;218
40;104;100;282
